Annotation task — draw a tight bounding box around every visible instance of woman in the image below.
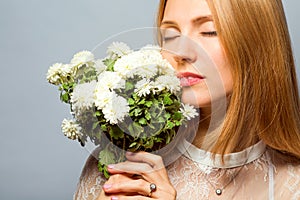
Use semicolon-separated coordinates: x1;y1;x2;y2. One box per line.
74;0;300;199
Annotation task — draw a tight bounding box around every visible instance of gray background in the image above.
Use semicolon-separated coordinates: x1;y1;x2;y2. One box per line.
0;1;298;200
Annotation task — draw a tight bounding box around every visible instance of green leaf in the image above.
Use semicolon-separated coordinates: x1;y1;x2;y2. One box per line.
164;113;171;119
128;98;135;105
134;108;142;117
109;126;124;139
175;120;182;126
125;81;134;91
128;122;144;138
92;121;100;130
139;118;147;125
60;93;69;103
129;142;137;148
137;99;146;105
166;121;175;129
94;110;101;117
98;149;115;166
144;139;154;149
101;124;107;132
129;141;141;151
103;58;116;71
173;112;183;120
145;112;151;120
62;83;70;90
166;135;171;144
158;116;166;123
103;166;110;179
163;95;173;105
132;93;140;101
145;101;153;108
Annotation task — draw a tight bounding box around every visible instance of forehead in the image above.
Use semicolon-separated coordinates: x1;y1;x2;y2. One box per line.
163;0;212;22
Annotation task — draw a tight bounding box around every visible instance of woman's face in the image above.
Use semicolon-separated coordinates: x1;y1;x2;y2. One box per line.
160;0;233;108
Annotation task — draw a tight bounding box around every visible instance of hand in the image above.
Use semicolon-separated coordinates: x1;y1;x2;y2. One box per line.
99;151;176;200
97;173;136;200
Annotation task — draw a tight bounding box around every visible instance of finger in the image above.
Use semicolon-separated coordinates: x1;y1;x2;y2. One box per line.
108;157;167;183
105;174;133;185
125;152;168;179
109;196;150;200
125;152;165;170
97;190;131;200
103;179;152;197
107;161;161;182
108;161;154;176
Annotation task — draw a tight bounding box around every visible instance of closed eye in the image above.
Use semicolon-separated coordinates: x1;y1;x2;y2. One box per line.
201;31;217;37
163;35;180;42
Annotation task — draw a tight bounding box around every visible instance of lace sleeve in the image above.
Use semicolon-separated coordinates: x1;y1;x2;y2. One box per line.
73;150;106;200
276;162;300;200
267;149;300;200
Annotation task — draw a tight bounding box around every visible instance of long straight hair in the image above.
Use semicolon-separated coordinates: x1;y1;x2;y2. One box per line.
157;0;300;161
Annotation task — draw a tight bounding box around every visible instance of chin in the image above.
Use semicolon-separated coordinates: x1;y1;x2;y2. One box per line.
181;89;212;108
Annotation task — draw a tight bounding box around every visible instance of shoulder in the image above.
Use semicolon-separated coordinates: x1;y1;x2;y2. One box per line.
73;148;106;200
80;149;101;179
267;148;300;199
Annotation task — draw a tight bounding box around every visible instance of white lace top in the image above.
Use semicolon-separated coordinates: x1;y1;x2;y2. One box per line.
74;141;300;200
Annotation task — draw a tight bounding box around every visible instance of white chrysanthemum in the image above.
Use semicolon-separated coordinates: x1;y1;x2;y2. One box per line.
97;71;125;90
60;64;73;76
70;80;97;115
94;89;116;110
47;63;73;85
107;42;132;59
157;59;176;76
134;64;158;78
114;49;166;78
102;95;129;124
113;51;141;78
140;44;161;51
61;119;82;140
47;63;63;85
180;103;199;120
94;59;107;75
71;51;95;68
155;75;181;94
134;79;154;97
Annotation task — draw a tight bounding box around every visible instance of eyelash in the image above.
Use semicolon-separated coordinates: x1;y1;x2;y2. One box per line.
162;31;217;42
162;36;179;42
201;31;217;37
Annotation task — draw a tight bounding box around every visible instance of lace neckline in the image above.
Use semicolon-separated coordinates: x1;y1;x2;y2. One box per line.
177;140;266;168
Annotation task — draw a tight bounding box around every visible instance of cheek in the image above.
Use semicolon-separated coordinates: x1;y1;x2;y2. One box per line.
214;54;233;94
203;40;225;68
205;43;233;93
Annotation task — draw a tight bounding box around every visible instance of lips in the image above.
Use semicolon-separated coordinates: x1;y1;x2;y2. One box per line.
177;72;205;87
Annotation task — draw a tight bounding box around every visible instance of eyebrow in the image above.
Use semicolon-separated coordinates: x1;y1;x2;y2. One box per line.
161;15;213;27
192;15;213;24
160;21;178;26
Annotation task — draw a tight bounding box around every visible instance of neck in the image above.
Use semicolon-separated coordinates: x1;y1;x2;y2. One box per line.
192;107;258;154
191;106;258;153
191;106;213;149
189;94;262;153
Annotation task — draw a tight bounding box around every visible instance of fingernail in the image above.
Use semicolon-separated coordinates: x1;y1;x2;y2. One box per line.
107;164;115;169
126;151;134;156
111;196;118;200
102;184;112;189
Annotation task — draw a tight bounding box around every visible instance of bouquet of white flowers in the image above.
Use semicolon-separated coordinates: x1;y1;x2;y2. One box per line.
47;42;198;178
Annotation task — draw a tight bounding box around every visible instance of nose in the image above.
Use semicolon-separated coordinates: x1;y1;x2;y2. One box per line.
163;36;198;69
